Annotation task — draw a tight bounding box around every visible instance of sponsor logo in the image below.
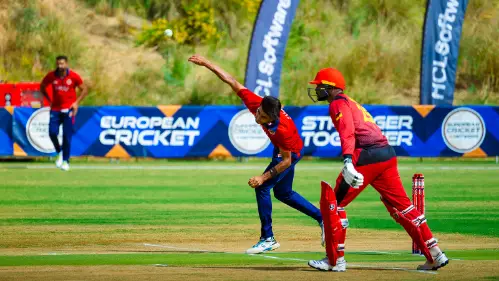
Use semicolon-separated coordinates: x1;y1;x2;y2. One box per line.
55;86;70;92
229;109;270;155
301;115;414;147
26;107;62;153
301;116;339;147
66;79;72;85
99;116;200;146
442;107;486;153
375;115;413;146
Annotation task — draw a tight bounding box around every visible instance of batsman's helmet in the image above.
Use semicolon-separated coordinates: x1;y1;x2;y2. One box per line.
308;68;346;102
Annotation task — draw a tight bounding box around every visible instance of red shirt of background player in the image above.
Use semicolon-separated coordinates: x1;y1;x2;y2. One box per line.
238;89;303;157
41;69;83;111
329;93;388;156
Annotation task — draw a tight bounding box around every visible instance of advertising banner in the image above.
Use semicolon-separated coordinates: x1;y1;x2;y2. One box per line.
420;0;469;105
244;0;300;98
8;105;499;158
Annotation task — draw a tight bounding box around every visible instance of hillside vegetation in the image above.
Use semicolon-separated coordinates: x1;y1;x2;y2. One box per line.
1;0;497;105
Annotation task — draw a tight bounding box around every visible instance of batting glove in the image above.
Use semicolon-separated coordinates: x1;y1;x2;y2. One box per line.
342;157;364;189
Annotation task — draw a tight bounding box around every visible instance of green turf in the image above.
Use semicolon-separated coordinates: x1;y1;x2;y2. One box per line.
0;162;498;237
0;249;496;267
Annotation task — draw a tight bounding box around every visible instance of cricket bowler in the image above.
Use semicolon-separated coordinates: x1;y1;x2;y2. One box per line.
306;68;449;271
188;54;323;254
40;55;88;171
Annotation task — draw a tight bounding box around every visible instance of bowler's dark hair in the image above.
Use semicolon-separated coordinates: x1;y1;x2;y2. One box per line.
261;96;281;121
56;55;68;62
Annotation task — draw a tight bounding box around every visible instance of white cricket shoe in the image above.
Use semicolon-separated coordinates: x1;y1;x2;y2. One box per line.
60;161;70;171
320;221;325;247
308;256;346;272
55;152;63;168
417;252;449;270
245;237;280;254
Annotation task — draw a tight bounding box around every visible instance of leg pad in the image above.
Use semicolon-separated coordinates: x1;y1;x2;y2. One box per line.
320;181;343;266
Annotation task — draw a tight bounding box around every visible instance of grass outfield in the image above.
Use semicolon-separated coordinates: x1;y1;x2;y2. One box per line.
1;161;498;235
0;250;497;267
0;160;498;280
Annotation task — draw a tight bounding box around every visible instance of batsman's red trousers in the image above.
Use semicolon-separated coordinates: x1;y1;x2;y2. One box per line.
335;146;410;210
332;145;436;260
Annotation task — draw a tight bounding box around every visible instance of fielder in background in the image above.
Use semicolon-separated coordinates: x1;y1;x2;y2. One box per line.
306;68;448;271
188;54;323;254
40;55;88;171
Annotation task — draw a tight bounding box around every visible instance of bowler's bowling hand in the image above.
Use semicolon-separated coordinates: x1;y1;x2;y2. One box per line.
248;176;264;188
188;55;210;66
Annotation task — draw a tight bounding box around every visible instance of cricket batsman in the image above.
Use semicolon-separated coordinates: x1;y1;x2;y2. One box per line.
40;55;88;171
306;68;449;271
188;55;323;254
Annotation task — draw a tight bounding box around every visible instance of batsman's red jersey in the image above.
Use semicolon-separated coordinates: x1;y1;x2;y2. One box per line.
329;93;388;157
42;69;83;111
237;89;303;156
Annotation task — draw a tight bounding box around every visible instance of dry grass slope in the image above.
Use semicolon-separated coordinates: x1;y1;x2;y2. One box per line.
1;0;498;105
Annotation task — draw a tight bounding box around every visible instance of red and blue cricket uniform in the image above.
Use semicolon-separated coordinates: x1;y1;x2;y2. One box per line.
330;93;437;257
42;69;83;162
238;88;322;238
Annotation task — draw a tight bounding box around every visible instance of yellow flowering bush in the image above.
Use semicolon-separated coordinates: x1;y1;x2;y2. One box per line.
136;0;221;46
135;18;170;46
237;0;260;14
